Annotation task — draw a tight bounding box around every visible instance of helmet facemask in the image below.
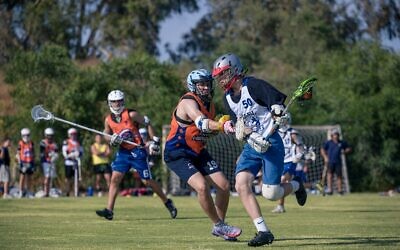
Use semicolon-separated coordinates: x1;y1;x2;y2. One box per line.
213;68;238;91
212;53;244;92
194;78;213;103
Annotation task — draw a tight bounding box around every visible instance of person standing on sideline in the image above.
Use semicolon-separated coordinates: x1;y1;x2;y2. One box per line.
91;134;112;197
212;53;307;247
272;124;305;213
16;128;35;198
0;138;12;198
164;69;242;241
62;128;83;196
320;128;351;195
40;128;59;197
96;90;177;220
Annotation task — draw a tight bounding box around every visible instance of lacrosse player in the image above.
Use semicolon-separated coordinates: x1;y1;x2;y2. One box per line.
320;128;351;195
40;128;59;197
16;128;35;198
272;125;305;213
212;53;307;247
96;90;177;221
0;138;12;198
62;128;83;197
164;69;241;241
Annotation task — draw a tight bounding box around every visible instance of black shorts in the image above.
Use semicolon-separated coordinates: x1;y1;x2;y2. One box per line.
19;162;35;175
65;164;78;179
328;163;343;177
164;149;221;182
93;164;112;174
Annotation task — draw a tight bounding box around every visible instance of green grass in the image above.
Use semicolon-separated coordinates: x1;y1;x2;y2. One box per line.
0;193;399;249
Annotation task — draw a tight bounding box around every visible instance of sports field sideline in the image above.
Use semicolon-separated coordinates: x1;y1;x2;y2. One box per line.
0;193;399;249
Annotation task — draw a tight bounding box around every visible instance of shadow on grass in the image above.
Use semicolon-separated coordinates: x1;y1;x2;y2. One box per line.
274;236;400;247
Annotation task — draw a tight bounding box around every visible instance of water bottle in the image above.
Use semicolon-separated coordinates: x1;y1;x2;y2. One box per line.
87;186;93;197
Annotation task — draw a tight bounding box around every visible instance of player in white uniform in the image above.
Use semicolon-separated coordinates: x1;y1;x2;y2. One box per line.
212;53;307;247
272;117;305;213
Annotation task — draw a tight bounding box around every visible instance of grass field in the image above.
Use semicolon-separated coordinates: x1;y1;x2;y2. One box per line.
0;193;399;249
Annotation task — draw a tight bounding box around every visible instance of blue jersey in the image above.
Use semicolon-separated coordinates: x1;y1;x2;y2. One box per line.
323;140;349;165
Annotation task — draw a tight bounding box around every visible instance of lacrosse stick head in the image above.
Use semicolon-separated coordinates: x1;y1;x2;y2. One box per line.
31;105;54;122
293;77;317;101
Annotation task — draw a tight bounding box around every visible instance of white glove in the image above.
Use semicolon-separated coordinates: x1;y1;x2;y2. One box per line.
49;152;59;163
149;136;161;155
235;117;252;141
247;132;271;153
275;112;290;126
67;151;80;159
271;104;285;117
110;133;123;147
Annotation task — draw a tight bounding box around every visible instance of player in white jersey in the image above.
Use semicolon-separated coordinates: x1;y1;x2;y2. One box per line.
212;53;307;247
272;117;305;213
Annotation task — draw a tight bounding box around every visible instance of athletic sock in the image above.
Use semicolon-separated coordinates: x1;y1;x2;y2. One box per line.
253;217;269;232
290;180;300;193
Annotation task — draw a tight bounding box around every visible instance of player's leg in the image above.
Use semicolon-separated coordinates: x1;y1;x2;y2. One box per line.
335;164;343;194
205;171;230;221
326;165;334;195
107;171;124;211
18;172;25;198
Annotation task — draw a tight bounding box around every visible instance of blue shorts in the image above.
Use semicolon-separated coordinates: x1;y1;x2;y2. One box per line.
164;148;221;182
236;132;284;185
295;170;307;183
282;162;296;176
112;148;152;180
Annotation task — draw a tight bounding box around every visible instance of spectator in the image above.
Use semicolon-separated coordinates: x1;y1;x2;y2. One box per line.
320;128;351;195
40;128;59;197
91;134;111;197
62;128;83;197
0;138;11;198
16;128;35;198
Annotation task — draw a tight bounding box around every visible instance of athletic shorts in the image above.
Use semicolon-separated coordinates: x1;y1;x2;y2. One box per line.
282;162;297;176
328;163;343;177
236;131;284;185
164;148;221;182
0;164;10;182
19;162;35;175
42;162;57;178
65;161;78;179
112;148;152;180
93;164;112;174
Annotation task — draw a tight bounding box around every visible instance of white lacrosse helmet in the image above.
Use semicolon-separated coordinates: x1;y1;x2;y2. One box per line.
186;69;213;102
68;128;77;136
107;90;125;115
21;128;30;136
44;127;55;136
212;53;245;91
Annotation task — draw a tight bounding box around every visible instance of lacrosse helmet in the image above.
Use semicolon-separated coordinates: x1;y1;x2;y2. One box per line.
44;128;54;137
186;69;213;102
21;128;30;136
68;128;77;136
107;90;125;115
212;53;245;91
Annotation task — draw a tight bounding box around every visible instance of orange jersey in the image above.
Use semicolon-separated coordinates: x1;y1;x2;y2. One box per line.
165;92;215;155
40;139;58;163
106;109;143;150
18;140;34;163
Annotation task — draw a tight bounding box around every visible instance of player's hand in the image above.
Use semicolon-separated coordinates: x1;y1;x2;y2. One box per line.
149;136;161;155
110;133;123;147
274;112;289;126
218;115;235;134
247;132;271;153
271;104;285;117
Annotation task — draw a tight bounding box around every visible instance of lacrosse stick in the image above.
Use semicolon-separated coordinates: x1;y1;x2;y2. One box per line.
263;77;317;142
77;157;82;182
31;105;142;147
316;162;328;196
74;162;79;197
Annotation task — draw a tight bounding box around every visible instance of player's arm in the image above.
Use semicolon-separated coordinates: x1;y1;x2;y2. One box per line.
39;140;46;161
180;99;224;132
320;145;329;163
90;143;99;156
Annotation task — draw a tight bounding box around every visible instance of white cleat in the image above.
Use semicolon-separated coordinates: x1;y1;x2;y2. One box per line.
271;206;286;213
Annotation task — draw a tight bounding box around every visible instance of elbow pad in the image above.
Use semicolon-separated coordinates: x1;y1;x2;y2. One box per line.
195;116;211;133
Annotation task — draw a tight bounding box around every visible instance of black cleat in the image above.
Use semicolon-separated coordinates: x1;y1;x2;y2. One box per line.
96;208;113;220
165;199;177;219
248;231;274;247
293;176;307;206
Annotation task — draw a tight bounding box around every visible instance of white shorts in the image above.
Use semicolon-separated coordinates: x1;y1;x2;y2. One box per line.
42;162;57;178
0;164;10;182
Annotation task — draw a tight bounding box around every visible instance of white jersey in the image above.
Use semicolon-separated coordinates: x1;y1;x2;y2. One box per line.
226;85;274;138
278;128;296;163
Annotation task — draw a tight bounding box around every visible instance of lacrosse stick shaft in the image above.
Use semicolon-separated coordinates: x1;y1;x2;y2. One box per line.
74;167;78;197
77;158;82;182
52;117;141;147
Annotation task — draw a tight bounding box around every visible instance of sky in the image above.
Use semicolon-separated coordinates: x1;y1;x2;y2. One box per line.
157;0;209;61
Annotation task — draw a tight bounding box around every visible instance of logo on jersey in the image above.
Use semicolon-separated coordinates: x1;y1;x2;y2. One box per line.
119;129;134;142
242;112;263;133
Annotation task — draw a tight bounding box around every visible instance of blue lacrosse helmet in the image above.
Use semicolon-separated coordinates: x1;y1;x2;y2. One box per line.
186;69;213;102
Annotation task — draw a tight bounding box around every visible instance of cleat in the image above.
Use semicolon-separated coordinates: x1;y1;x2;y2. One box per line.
293;176;307;206
96;208;113;220
212;222;241;241
165;199;177;219
248;231;274;247
271;206;285;213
